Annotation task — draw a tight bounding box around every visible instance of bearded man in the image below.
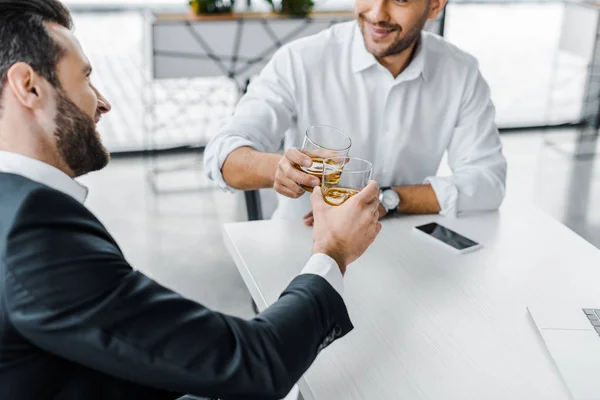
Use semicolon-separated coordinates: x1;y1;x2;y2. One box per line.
0;1;384;399
205;0;507;221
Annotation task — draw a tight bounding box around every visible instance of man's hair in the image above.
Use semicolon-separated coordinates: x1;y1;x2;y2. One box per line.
0;0;73;111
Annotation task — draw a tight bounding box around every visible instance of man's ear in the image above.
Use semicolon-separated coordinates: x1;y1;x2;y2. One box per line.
6;63;51;110
428;0;448;20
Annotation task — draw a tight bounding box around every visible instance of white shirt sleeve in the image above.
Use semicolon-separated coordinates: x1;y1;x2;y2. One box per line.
425;59;507;217
204;46;298;191
300;253;344;298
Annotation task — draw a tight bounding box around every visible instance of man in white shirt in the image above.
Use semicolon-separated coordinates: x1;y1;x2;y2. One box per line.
0;1;382;399
205;0;507;220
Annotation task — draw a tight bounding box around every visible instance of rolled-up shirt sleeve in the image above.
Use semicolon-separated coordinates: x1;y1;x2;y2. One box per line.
425;60;507;217
204;46;299;191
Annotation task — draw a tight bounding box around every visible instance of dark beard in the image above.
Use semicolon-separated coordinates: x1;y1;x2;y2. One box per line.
360;9;430;58
54;89;110;177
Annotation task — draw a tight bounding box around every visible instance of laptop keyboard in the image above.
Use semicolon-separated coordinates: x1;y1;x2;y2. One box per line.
583;309;600;336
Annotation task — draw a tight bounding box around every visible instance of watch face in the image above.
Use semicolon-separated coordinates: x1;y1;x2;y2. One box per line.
382;190;400;208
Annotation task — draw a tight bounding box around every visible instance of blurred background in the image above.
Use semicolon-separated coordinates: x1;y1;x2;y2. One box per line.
66;0;600;318
69;0;591;152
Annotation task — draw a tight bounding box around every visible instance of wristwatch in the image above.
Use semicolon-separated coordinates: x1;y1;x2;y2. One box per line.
379;187;400;214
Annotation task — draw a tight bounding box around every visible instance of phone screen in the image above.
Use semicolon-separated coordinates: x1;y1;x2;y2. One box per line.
416;223;479;250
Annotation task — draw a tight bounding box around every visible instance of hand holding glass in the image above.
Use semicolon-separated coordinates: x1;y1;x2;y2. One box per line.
296;125;352;192
322;157;373;206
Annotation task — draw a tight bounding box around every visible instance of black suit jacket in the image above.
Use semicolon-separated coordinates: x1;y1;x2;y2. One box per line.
0;173;353;400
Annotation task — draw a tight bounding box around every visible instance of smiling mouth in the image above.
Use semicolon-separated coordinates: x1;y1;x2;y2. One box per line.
374;26;396;33
366;22;399;40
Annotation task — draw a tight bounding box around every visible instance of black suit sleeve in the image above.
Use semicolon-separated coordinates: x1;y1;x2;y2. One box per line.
3;187;353;400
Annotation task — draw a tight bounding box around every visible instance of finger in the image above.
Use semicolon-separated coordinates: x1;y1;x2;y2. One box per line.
365;195;381;212
277;165;306;196
373;204;381;217
274;181;304;198
362;208;379;230
360;194;381;216
303;213;314;226
275;171;304;193
355;180;380;204
365;193;381;205
285;147;313;168
374;222;383;238
376;204;386;219
310;186;327;210
276;186;301;198
281;176;306;196
369;221;382;241
283;162;320;188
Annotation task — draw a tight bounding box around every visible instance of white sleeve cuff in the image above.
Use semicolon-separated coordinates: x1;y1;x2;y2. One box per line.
203;135;258;192
300;253;344;297
424;176;459;218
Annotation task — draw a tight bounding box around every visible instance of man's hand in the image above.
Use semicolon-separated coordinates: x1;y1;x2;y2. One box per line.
273;148;320;198
304;203;388;226
310;181;382;274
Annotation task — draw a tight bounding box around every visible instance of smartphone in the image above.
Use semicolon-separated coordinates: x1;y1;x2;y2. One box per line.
414;222;482;254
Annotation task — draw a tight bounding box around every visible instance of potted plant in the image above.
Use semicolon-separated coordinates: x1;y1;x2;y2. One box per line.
265;0;314;17
189;0;235;15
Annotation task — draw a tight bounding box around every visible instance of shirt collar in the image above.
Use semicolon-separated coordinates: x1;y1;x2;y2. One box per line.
351;23;430;82
351;23;378;74
397;35;428;83
0;151;88;204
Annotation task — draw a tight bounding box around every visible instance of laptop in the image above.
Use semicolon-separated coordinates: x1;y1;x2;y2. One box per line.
527;305;600;400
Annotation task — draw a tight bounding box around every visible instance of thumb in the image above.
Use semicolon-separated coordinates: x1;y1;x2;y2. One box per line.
310;186;326;209
354;180;379;203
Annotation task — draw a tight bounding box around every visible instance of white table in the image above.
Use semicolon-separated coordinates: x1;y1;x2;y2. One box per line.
223;207;600;399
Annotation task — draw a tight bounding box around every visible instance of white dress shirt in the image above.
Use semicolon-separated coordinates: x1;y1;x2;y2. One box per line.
0;150;343;296
205;21;507;218
0;151;88;204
